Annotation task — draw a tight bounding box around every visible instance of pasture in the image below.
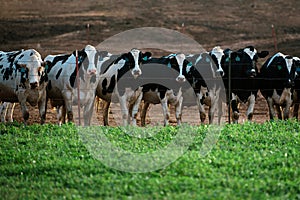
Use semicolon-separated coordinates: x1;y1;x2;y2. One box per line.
0;120;299;199
1;0;300;199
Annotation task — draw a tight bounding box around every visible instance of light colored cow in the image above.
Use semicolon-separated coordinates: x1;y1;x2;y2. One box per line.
44;45;102;126
0;49;47;124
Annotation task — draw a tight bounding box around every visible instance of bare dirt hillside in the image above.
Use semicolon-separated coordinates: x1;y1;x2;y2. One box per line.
0;0;299;125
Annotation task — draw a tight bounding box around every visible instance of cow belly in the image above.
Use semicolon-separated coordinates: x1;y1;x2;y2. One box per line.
143;91;160;104
0;84;18;102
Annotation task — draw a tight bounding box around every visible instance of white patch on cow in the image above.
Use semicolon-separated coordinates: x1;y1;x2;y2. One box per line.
211;46;224;74
175;53;186;82
285;56;293;73
266;52;284;68
244;47;257;60
84;45;98;75
130;48;142;78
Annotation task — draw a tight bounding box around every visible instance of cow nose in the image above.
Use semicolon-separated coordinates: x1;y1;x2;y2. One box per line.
30;82;38;89
132;69;141;76
216;70;224;77
176;75;186;82
88;68;97;75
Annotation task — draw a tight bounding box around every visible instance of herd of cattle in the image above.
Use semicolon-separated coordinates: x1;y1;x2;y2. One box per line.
0;44;300;126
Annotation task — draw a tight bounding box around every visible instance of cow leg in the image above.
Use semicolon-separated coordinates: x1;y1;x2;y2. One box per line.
131;91;143;126
246;94;256;121
196;93;206;123
231;94;239;123
102;100;111;126
8;103;15;122
161;98;170;126
217;99;223;125
38;97;47;125
119;95;129;126
283;100;293;120
0;102;9;122
63;96;73;124
56;106;63;126
275;105;282;120
175;95;183;125
141;102;150;127
83;97;96;126
267;97;276;120
208;89;220;124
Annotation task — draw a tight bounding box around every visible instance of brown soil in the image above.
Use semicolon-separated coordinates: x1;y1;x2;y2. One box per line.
1;0;300;125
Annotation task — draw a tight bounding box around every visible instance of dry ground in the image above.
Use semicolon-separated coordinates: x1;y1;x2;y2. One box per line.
0;0;300;125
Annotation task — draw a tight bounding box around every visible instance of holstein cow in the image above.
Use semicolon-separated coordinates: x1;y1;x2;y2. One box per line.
259;53;298;120
45;45;103;126
222;46;269;123
186;46;226;124
292;57;300;119
0;49;47;124
139;53;192;126
96;48;152;126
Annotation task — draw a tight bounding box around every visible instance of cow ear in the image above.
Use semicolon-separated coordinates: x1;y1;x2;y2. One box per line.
258;51;269;58
121;53;130;62
142;52;152;61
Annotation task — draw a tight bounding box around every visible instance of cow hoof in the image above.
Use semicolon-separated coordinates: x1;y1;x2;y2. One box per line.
247;113;253;121
233;111;239;121
200;112;206;122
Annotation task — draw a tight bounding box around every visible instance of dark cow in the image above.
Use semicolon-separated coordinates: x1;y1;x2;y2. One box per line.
0;49;47;124
139;53;192;126
96;48;152;126
45;45;102;126
222;46;269;123
259;53;298;120
141;54;212;125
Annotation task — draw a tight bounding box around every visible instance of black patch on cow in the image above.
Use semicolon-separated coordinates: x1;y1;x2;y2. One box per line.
1;69;4;74
7;50;23;69
3;68;13;81
30;52;33;56
18;54;24;59
47;80;52;91
0;65;3;69
90;75;96;84
56;68;62;79
0;58;3;62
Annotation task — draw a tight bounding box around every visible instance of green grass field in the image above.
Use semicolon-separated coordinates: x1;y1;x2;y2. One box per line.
0;120;299;199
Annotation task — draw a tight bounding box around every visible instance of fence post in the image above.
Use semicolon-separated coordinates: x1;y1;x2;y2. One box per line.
76;50;81;125
228;52;231;124
271;24;278;53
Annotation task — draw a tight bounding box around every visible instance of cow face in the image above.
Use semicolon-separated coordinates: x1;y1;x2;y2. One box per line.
15;50;45;89
166;53;188;82
210;46;225;77
121;49;152;78
83;45;98;75
243;46;269;76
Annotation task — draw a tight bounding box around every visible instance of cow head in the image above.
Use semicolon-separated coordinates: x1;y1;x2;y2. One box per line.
15;49;45;89
243;46;269;77
165;53;188;82
209;46;225;77
120;48;152;78
80;45;98;75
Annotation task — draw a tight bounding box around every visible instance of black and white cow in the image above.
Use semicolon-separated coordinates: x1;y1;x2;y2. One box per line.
259;53;298;120
139;53;192;126
96;48;152;126
186;46;226;124
222;46;269;123
45;45;103;126
0;49;47;124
